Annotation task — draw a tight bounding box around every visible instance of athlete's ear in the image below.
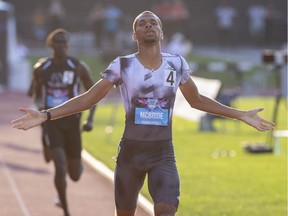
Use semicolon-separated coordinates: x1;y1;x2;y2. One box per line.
132;32;137;41
160;31;164;40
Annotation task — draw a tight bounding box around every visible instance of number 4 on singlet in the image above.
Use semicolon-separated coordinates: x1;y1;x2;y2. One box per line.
164;69;176;87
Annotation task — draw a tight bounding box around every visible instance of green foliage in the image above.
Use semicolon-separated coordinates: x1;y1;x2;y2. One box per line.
82;97;287;216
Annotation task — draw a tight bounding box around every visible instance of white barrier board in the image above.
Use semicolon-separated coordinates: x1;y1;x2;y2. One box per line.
174;76;222;121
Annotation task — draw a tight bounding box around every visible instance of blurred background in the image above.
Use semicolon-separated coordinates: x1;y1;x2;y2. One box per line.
0;0;287;120
0;0;287;91
0;1;287;215
3;0;288;46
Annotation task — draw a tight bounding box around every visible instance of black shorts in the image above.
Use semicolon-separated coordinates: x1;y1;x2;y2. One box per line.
114;138;180;210
45;114;82;159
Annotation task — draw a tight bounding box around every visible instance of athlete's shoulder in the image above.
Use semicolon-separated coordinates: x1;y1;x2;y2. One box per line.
162;52;186;65
118;53;136;60
162;52;182;59
66;56;80;69
33;57;51;70
111;53;136;68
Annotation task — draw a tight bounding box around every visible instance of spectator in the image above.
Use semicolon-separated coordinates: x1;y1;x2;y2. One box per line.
215;2;237;47
47;0;66;32
265;4;283;45
88;3;105;48
31;6;47;42
153;0;190;41
152;0;174;39
247;1;267;46
169;0;190;38
166;32;193;57
15;38;29;62
102;3;123;49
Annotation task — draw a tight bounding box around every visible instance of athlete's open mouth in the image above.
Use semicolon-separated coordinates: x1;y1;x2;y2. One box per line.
144;30;155;36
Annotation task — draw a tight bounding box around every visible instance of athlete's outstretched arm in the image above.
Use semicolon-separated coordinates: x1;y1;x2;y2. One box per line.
11;78;114;130
179;77;275;132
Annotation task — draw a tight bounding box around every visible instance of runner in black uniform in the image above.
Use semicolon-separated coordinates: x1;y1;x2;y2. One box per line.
12;12;275;216
28;28;96;216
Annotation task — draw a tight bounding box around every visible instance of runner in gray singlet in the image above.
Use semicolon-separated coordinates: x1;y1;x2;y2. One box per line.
101;53;190;210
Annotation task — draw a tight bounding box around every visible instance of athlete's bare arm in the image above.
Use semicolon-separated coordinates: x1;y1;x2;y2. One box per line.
11;78;114;130
77;61;95;90
179;77;275;132
76;61;97;131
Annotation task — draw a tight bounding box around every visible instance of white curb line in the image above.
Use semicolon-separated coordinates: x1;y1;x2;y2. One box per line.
82;150;154;215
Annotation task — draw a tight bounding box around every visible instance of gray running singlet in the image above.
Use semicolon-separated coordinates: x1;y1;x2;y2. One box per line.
101;53;191;141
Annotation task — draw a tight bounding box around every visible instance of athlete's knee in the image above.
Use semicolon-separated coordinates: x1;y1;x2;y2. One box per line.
115;208;135;216
154;202;177;216
54;164;66;178
69;171;81;181
51;148;67;177
68;165;82;181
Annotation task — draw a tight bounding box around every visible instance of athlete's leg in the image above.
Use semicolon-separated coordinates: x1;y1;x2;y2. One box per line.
67;158;83;181
65;114;82;181
114;139;146;216
148;141;180;216
115;209;136;216
41;123;51;163
51;147;70;216
114;164;143;216
154;202;177;216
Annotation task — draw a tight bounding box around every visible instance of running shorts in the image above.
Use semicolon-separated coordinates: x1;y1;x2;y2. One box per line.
45;113;82;159
114;138;180;210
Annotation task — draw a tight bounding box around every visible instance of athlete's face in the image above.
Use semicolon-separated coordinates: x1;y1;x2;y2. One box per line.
133;12;163;44
51;33;68;56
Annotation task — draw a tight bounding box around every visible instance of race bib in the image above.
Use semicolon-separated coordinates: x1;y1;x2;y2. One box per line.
47;89;69;107
62;71;74;84
135;98;170;126
164;69;176;87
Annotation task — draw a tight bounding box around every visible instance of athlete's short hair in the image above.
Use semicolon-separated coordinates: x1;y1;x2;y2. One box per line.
46;28;69;48
133;11;162;32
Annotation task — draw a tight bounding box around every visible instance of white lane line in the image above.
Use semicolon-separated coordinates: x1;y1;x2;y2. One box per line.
82;150;154;215
0;152;31;216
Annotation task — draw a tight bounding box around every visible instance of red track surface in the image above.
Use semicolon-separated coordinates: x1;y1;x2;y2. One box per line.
0;91;151;216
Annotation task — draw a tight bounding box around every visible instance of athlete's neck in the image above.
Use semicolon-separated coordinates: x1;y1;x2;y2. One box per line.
53;54;67;64
136;46;162;71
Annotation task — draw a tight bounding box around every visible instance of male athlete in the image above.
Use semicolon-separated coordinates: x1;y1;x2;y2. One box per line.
12;12;274;216
27;28;96;216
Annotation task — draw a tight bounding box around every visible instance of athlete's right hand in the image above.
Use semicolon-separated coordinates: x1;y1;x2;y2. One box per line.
11;108;46;131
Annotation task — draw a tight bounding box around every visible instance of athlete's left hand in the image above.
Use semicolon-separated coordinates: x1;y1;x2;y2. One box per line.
240;108;275;132
82;119;93;132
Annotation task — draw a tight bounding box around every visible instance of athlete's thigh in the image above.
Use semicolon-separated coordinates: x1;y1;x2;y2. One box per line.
64;116;82;159
148;156;180;208
65;131;81;159
62;115;82;180
114;163;146;210
67;158;82;181
46;120;65;149
114;140;146;210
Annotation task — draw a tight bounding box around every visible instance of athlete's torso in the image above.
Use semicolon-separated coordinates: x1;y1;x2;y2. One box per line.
35;57;81;109
101;53;191;141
